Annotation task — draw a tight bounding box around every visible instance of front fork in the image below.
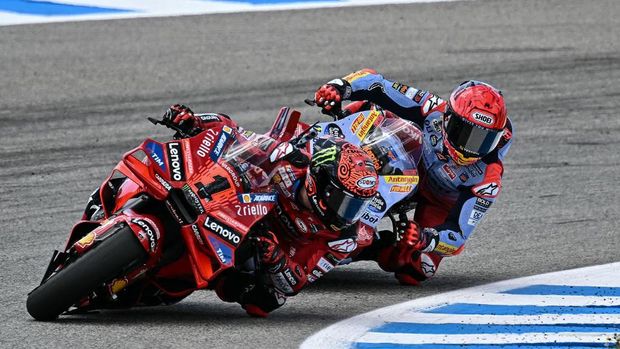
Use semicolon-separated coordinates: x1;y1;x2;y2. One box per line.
41;196;164;290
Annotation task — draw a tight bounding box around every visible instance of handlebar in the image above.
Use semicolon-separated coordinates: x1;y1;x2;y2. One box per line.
147;117;192;139
304;98;347;120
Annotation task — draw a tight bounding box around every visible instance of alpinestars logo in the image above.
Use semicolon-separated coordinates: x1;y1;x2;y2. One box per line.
473;182;500;198
328;238;357;253
167;142;185;181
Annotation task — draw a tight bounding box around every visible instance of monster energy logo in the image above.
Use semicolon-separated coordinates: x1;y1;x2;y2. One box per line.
312;146;337;167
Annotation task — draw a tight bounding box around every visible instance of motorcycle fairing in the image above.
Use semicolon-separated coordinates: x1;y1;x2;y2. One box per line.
312;110;424;228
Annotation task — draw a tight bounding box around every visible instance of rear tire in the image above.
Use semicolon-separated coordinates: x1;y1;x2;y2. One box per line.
26;226;148;321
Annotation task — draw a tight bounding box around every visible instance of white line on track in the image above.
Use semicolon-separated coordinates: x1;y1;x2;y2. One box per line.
0;0;461;26
300;262;620;349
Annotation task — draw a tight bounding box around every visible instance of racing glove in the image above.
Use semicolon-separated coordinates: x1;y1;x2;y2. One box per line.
163;104;198;135
314;78;352;114
255;231;306;296
397;220;428;252
378;221;438;272
256;231;285;268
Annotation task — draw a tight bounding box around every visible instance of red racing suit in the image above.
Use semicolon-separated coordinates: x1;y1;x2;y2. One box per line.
190;112;375;313
339;69;514;285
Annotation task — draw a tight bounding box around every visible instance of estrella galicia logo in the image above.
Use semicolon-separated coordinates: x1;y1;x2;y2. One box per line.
146;141;167;172
325;123;344;138
210;126;232;161
368;192;387;213
166;142;185;181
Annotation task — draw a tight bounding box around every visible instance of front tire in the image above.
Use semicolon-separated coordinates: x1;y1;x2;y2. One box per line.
26;226;148;321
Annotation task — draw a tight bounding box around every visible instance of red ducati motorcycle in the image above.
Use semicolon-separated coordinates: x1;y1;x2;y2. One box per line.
26;107;309;320
27;105;422;321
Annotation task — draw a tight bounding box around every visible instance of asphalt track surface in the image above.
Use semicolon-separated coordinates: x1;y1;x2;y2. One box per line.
1;0;619;347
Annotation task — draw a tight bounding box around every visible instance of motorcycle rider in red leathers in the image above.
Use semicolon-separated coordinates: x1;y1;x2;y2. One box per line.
162;105;380;316
314;69;514;286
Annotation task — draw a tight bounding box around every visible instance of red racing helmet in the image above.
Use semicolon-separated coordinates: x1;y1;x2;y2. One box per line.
305;138;378;230
443;80;507;165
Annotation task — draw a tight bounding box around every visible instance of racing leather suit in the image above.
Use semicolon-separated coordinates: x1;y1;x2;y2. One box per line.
339;69;514;284
184;112;375;314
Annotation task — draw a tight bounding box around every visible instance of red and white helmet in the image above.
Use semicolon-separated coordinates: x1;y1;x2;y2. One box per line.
443;80;507;165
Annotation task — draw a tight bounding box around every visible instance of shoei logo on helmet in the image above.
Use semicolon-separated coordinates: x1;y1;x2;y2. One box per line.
472;112;494;125
357;176;377;189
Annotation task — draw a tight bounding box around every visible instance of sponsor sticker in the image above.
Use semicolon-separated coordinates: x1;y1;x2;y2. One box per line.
203;215;242;247
196;128;219;158
413;89;426;103
166;142;185;181
207;235;233;265
154;173;172;191
473;112;494;125
473;182;500;198
283;268;298;286
76;232;96;249
422;94;442;115
404;87;416;99
210;127;232;161
221;161;242;188
368;193;386;213
361;211;380;225
328;238;357;253
468;209;485;226
191;224;204;245
269;142;294;163
350;113;365;133
390;185;413;193
295;218;308;234
435;241;459;255
238;192;278;203
442;164;457;180
384;175;419;185
343;70;371;82
272;273;294;294
131;218;158;252
476;197;492;209
197;113;221;122
235;203;269;216
317;257;335;273
325;124;344;138
146;141;167;172
182;184;205;215
357;176;377;189
109;278;128;294
356;110;379;140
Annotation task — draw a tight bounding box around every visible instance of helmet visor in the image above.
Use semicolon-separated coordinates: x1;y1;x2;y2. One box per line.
445;111;503;158
324;182;372;225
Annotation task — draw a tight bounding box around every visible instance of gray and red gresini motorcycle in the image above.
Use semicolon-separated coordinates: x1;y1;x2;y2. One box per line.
26;106;422;320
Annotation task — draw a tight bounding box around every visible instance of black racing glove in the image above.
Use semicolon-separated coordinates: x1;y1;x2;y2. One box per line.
163;104;197;135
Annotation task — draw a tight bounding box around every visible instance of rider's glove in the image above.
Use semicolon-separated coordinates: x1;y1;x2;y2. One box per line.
256;231;285;271
314;79;351;114
163;104;197;134
397;221;436;253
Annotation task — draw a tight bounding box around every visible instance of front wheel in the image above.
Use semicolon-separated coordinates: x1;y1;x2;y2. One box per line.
26;226;148;321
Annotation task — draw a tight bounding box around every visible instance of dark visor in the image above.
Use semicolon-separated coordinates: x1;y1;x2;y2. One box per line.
324;183;372;225
445;111;503;158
